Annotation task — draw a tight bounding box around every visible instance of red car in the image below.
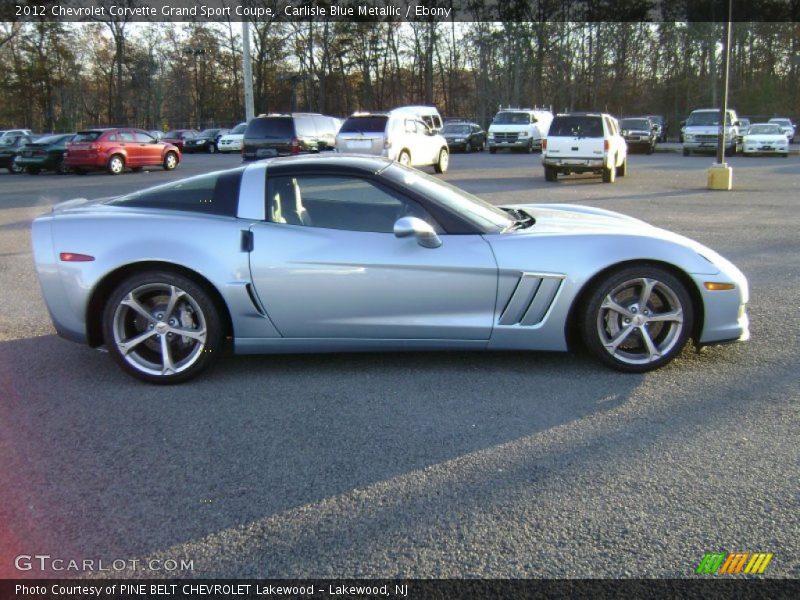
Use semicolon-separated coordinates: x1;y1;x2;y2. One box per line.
161;129;198;151
64;129;181;175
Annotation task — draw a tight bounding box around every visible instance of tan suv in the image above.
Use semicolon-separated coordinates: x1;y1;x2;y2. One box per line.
542;113;628;183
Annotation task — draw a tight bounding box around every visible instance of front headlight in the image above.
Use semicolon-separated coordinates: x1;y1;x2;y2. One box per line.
455;138;465;142
518;131;529;138
684;134;695;142
488;132;494;139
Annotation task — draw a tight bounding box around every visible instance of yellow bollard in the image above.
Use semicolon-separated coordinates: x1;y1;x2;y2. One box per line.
707;162;733;190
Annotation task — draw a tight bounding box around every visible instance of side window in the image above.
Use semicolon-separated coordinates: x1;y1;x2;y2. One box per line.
119;131;135;142
134;131;154;143
267;175;440;234
106;134;118;142
404;119;417;134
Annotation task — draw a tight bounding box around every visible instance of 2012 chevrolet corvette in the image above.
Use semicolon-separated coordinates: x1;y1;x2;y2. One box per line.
32;155;749;383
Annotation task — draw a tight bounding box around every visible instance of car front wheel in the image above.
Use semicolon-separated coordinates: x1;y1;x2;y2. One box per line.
434;148;449;173
163;151;178;171
103;271;223;384
602;160;616;183
398;150;411;167
581;265;694;372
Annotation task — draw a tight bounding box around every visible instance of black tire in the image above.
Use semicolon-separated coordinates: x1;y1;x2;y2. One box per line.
208;143;217;154
465;141;472;153
646;143;654;155
580;265;694;373
544;166;557;182
682;148;690;157
526;139;534;154
56;159;69;174
107;154;125;175
602;160;616;183
9;158;23;174
617;157;627;177
397;150;411;167
163;151;178;171
434;148;449;174
102;271;224;384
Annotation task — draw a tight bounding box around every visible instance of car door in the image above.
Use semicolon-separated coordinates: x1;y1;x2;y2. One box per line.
116;129;138;166
133;130;162;165
248;172;498;340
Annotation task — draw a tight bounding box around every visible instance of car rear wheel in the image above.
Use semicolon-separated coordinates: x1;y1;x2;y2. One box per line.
434;148;449;173
163;151;178;171
682;148;690;157
398;150;411;167
544;166;557;182
56;160;69;174
103;271;223;384
107;155;125;175
581;265;693;372
602;160;616;183
616;157;627;177
9;158;23;174
208;143;216;154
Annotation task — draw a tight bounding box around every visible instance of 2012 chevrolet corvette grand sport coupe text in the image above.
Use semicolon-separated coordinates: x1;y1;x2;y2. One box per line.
32;156;749;383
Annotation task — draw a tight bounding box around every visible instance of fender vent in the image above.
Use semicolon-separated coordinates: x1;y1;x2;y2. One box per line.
498;273;564;326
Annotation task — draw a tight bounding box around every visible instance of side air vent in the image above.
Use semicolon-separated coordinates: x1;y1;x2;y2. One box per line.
498;273;564;326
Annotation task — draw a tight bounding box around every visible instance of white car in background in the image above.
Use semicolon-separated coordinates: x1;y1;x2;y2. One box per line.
217;122;247;153
742;123;789;157
335;110;450;173
767;118;795;143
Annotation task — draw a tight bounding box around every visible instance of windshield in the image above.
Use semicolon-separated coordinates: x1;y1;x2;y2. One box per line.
382;163;512;232
0;137;15;146
646;115;664;125
748;125;781;135
34;134;70;145
198;129;218;137
442;124;470;134
768;119;790;126
620;119;651;130
493;112;531;125
229;123;247;134
686;111;732;126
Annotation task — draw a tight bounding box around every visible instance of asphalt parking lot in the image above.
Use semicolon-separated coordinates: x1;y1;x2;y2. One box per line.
0;149;798;579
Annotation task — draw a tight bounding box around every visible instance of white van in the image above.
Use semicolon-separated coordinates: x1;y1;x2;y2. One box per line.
390;105;443;132
488;107;554;153
335;109;450;173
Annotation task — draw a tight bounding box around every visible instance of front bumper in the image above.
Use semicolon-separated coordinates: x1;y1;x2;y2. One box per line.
489;138;541;150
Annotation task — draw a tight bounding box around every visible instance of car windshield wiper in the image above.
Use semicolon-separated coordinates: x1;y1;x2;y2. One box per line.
501;208;536;232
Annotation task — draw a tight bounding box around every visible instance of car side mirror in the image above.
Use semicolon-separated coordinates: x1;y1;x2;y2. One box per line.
394;216;442;249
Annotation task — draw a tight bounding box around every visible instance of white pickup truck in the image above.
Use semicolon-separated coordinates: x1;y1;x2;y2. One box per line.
542;113;628;183
682;108;741;156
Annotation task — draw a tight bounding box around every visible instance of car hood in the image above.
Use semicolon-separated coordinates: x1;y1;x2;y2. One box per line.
489;124;531;132
744;133;786;142
684;125;728;134
500;203;723;256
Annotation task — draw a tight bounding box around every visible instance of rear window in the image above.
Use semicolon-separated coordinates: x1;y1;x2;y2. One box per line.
294;117;316;137
245;117;294;139
548;116;604;137
73;131;104;142
339;116;389;134
107;169;244;217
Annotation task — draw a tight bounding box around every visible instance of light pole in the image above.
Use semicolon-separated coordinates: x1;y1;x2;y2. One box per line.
708;0;734;190
242;20;254;122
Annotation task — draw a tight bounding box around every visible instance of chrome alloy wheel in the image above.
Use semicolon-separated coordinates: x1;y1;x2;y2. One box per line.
111;283;207;377
596;277;685;366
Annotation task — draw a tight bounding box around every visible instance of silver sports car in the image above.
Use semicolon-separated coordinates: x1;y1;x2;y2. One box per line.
32;155;749;383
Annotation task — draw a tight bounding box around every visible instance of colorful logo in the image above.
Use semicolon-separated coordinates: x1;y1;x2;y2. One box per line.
696;552;773;575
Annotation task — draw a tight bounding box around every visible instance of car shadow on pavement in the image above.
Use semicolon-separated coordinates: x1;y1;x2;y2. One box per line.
0;333;641;577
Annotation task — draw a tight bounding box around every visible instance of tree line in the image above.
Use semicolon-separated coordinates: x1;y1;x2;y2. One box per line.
0;19;797;135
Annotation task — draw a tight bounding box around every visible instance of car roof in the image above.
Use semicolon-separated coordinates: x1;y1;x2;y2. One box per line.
257;154;393;175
